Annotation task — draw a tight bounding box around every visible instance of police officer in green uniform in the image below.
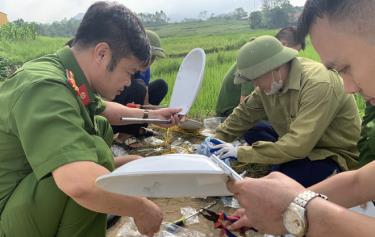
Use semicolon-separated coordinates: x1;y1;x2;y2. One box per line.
215;63;253;117
212;36;361;187
0;2;181;237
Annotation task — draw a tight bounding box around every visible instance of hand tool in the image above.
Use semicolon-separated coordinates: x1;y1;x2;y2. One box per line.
172;201;218;227
200;209;257;237
121;117;172;124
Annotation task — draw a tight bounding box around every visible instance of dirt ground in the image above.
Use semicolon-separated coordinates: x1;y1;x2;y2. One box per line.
106;125;270;237
106;197;238;237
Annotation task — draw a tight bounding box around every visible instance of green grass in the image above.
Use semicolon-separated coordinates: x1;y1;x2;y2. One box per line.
0;36;68;64
0;20;365;117
161;31;275;58
149;20;256;38
153;50;236;117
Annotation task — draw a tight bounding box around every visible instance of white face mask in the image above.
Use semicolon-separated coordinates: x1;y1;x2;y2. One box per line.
265;71;283;95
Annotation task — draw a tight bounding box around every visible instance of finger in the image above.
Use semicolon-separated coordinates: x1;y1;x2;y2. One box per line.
217;150;227;158
232;208;246;216
212;147;224;155
173;114;180;124
145;232;154;237
170;107;182;114
227;216;251;231
220;151;231;158
207;143;220;150
144;226;159;236
169;115;177;125
220;154;229;159
178;115;186;122
227;180;239;193
212;143;226;149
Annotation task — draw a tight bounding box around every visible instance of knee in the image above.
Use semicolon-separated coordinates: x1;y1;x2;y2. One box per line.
152;79;168;94
95;116;113;146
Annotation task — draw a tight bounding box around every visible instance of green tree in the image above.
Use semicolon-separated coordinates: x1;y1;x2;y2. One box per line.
249;11;263;29
34;18;80;37
261;0;294;28
138;11;169;26
198;10;208;20
233;7;248;20
265;6;290;28
262;0;291;9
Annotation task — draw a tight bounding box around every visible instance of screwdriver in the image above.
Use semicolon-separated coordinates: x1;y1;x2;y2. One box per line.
172;201;217;227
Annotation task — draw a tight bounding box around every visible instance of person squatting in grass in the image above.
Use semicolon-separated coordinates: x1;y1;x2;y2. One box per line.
212;35;361;187
215;26;306;147
112;30;169;140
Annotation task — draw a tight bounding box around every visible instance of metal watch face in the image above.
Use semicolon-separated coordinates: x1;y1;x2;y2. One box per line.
283;203;306;237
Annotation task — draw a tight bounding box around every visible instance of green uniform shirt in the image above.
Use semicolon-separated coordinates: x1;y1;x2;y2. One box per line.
215;63;254;117
215;57;361;170
358;103;375;166
0;47;115;213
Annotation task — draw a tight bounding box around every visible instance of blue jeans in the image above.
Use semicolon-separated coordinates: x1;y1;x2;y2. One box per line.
243;121;341;187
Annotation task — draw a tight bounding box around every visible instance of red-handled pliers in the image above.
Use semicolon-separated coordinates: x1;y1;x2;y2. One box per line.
200;209;257;237
126;102;141;108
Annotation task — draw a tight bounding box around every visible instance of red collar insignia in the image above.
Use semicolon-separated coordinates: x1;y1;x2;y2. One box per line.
66;69;90;106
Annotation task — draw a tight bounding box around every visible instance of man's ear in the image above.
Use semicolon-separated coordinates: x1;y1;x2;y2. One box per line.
93;42;111;65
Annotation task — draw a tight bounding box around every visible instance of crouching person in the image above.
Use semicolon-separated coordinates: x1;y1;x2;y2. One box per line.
0;2;184;237
212;36;361;187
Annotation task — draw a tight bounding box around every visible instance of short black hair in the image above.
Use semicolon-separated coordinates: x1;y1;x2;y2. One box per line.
275;26;306;50
73;1;150;71
297;0;375;42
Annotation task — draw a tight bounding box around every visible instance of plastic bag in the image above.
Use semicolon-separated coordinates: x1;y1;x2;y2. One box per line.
144;137;165;146
220;196;240;209
116;217;205;237
162;223;206;237
115;217;146;237
203;117;225;130
111;144;128;157
195;137;236;166
195;137;214;157
200;117;225;137
180;207;199;225
171;137;184;147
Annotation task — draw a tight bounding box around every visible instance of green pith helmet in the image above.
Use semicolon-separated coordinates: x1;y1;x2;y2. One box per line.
234;35;298;84
146;30;166;58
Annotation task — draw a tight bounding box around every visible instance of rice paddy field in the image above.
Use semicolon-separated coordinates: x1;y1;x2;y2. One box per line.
0;20;366;118
148;24;366;118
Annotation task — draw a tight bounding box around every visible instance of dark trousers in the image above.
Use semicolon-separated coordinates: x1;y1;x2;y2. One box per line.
243;121;279;144
243;121;341;187
112;79;168;136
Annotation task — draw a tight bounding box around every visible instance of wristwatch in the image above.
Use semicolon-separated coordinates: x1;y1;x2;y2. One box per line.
142;109;149;119
283;190;328;237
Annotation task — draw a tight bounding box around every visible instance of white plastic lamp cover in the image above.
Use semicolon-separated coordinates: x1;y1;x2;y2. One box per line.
95;154;240;198
350;202;375;218
169;48;206;115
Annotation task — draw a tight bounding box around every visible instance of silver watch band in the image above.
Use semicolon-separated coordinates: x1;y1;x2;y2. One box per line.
294;190;328;208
